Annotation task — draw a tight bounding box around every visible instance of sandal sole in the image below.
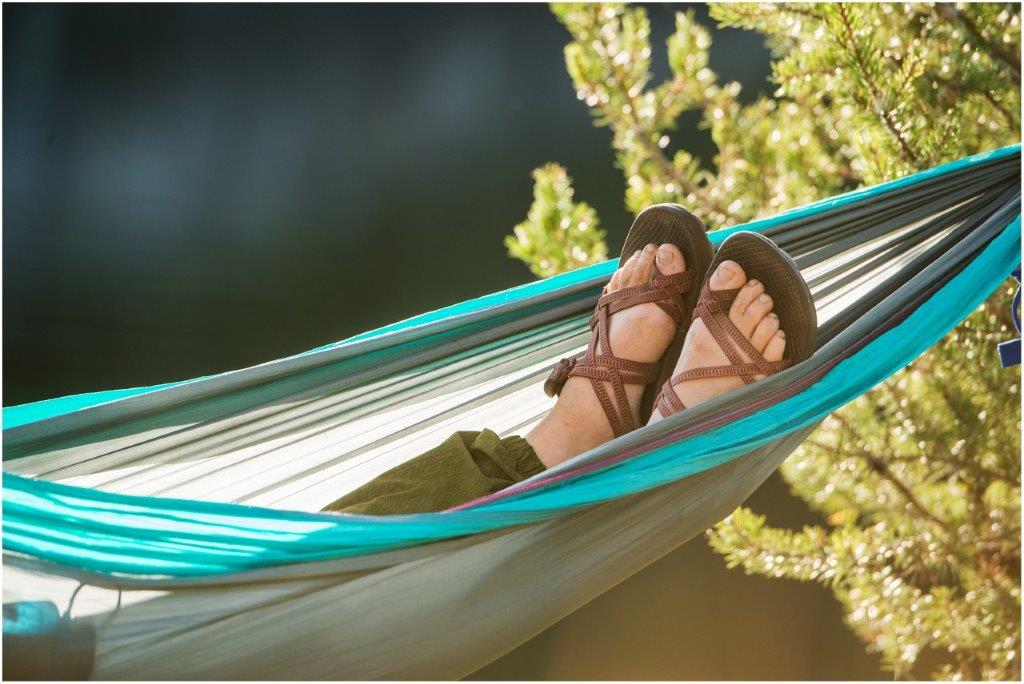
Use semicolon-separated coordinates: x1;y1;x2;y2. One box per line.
703;230;817;366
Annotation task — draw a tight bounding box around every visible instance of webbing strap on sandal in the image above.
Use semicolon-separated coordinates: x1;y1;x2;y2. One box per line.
655;280;791;417
545;269;694;437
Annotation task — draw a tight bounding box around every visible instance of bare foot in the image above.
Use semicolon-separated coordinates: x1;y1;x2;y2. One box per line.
649;260;787;421
527;243;687;468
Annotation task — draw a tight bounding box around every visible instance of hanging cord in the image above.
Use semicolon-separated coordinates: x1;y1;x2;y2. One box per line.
62;582;85;620
63;580;123;626
998;266;1021;367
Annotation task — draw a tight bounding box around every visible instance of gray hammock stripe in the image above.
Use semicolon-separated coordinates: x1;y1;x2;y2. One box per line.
797;172;1016;269
4;297;588;460
761;155;1017;241
17;315;585;481
811;187;1011;301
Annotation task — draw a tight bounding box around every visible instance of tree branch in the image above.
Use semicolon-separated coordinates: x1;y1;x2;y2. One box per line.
938;4;1021;77
575;6;733;220
828;411;953;532
834;3;920;164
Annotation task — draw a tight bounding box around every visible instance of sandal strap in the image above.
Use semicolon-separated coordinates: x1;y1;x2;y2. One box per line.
654;379;687;417
545;268;696;437
654;279;793;419
567;361;661;436
592;271;694;327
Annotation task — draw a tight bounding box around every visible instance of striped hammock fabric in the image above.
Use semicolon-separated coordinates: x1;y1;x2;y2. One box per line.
2;144;1021;679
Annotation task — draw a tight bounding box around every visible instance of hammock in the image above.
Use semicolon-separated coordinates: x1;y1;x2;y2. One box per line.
3;145;1021;679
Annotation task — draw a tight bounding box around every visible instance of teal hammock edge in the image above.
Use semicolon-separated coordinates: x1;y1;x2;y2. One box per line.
3;214;1019;578
4;143;1019;430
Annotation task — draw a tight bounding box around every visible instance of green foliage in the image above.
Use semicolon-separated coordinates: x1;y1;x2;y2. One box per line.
710;288;1021;679
511;2;1022;679
506;163;607;278
506;2;1019;267
714;3;1021;184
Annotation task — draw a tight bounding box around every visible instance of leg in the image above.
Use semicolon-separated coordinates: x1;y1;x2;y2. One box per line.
322;244;689;514
525;243;688;468
322;429;542;514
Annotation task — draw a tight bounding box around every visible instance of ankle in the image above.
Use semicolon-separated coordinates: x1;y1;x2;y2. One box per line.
526;380;617;468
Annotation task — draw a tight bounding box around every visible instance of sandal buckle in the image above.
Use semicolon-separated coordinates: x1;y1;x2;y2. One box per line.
544;357;578;397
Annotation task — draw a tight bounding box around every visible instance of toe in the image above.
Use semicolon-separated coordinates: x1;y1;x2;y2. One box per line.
708;260;747;291
608;261;624;291
655;244;685;275
753;328;787;380
750;312;779;353
615;251;641;290
763;329;787;362
730;277;764;318
630;244;658;286
739;292;774;335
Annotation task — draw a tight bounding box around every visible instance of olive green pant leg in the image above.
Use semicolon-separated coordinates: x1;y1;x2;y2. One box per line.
321;429;545;515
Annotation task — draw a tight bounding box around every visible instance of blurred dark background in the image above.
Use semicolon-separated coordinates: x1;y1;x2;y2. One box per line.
3;2;769;405
3;3;882;678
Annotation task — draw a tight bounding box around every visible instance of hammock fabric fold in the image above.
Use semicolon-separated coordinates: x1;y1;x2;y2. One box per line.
2;144;1021;679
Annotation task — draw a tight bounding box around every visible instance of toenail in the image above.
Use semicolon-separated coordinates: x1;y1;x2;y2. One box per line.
746;279;760;288
656;247;674;265
758;294;770;304
644;244;656;252
768;312;778;319
777;330;786;338
719;262;737;275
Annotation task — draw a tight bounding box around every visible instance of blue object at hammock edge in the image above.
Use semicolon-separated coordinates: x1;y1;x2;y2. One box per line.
2;212;1019;578
4;143;1020;431
998;267;1021;367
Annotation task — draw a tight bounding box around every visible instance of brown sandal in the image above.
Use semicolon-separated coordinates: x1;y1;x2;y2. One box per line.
655;230;817;417
544;204;714;436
